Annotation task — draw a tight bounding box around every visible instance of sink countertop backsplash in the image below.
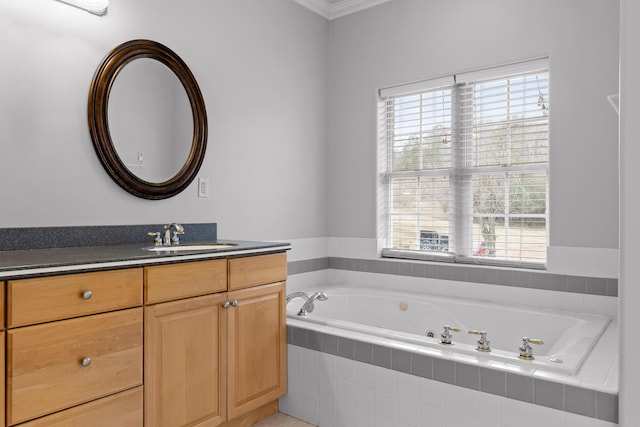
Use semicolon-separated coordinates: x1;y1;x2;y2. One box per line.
0;223;218;251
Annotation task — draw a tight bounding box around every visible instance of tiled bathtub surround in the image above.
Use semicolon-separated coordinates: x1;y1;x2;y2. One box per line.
282;326;618;427
287;257;618;297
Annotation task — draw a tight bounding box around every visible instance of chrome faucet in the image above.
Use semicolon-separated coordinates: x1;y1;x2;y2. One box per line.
519;337;544;360
163;223;184;245
286;291;328;317
468;330;491;352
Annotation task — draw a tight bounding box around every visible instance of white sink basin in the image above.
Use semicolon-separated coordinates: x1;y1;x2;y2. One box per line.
144;244;237;252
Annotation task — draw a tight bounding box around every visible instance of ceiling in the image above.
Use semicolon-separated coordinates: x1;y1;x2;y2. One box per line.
293;0;391;19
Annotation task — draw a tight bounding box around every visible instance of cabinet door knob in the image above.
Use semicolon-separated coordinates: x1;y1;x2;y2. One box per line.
222;301;230;309
231;300;239;307
80;357;92;367
81;290;93;300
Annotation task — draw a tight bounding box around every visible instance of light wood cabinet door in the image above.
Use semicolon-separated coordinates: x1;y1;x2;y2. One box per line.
7;308;143;425
16;387;143;427
227;282;287;419
145;293;227;427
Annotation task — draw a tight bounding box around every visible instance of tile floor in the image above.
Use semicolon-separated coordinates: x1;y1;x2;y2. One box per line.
251;413;316;427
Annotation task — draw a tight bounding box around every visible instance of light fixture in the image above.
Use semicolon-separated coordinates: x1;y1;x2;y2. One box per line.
55;0;108;16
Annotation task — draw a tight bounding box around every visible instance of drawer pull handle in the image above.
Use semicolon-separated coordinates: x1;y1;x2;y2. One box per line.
80;357;92;367
231;300;239;307
81;290;93;300
222;301;230;309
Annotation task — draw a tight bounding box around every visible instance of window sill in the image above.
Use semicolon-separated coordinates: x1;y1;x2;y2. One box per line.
381;248;546;270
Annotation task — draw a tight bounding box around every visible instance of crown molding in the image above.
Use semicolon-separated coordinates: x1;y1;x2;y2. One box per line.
293;0;391;20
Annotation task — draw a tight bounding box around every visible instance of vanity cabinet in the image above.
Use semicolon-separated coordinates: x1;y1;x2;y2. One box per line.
144;253;287;427
0;250;286;427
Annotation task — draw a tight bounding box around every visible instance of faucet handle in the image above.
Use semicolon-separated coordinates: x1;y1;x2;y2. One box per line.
147;232;162;246
468;330;491;352
440;325;461;345
519;337;544;360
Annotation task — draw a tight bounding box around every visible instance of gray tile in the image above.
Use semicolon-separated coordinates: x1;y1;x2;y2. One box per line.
364;259;378;274
596;391;618;423
480;367;506;397
565;385;596;418
506;373;533;403
455;363;480;390
391;349;412;374
329;257;345;270
355;341;373;364
586;277;606;296
345;258;357;271
425;264;438;279
495;269;515;286
354;259;366;272
481;268;497;285
449;266;467;282
411;353;433;379
410;263;426;277
372;344;392;369
547;274;567;292
321;334;338;356
529;272;548;290
433;358;456;384
387;261;400;275
513;270;532;288
466;267;484;284
534;379;564;411
398;262;413;277
372;260;388;274
312;257;329;271
286;260;306;275
606;279;618;297
338;337;355;359
307;330;322;351
291;327;307;347
437;265;453;281
566;276;585;293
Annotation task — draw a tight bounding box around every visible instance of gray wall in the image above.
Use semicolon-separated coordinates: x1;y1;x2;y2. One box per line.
619;0;638;422
0;0;328;242
327;0;620;250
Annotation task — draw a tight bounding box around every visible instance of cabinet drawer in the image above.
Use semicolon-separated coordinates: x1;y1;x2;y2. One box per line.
228;253;287;290
145;259;227;303
16;387;143;427
7;268;142;327
7;308;143;425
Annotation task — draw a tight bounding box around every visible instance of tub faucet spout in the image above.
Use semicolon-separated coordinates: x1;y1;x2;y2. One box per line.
297;291;328;317
286;292;310;304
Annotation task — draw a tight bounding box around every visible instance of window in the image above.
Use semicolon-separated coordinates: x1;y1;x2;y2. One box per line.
378;59;549;268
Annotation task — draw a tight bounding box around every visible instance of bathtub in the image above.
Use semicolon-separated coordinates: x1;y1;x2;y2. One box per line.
286;287;610;375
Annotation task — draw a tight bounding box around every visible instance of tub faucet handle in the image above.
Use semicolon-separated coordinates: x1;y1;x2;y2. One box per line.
440;325;461;345
519;337;544;360
468;330;491;352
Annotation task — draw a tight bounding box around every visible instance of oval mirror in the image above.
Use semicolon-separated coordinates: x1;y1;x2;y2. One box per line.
88;39;207;200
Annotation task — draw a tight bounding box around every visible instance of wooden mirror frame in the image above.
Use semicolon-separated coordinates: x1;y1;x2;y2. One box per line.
88;39;207;200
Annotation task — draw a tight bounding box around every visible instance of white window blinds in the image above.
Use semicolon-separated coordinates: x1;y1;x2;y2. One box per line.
379;59;549;267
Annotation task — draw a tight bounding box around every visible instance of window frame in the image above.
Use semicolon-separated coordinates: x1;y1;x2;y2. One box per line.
378;59;549;269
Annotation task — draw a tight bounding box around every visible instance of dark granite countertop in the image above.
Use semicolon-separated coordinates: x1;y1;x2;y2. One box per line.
0;240;291;279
